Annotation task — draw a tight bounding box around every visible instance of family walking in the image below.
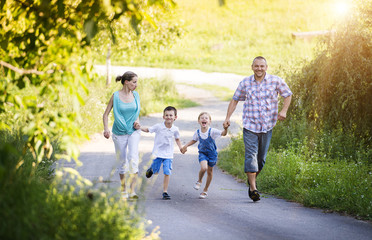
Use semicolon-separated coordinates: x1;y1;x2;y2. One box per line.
102;56;292;202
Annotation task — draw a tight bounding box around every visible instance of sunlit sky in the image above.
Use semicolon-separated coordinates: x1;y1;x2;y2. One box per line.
333;0;352;16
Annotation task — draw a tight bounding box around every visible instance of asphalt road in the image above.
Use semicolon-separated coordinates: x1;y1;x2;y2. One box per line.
59;66;372;240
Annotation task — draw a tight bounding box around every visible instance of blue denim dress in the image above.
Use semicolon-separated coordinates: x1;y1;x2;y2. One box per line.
197;128;218;166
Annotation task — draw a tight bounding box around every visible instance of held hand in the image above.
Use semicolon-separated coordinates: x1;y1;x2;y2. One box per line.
133;121;141;130
223;120;230;129
103;130;111;139
180;146;187;154
278;110;287;121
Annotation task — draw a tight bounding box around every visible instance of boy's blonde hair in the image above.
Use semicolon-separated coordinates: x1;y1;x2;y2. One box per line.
198;112;211;121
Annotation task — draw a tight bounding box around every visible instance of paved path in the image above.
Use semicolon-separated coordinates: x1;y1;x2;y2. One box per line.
59;66;372;240
94;65;244;90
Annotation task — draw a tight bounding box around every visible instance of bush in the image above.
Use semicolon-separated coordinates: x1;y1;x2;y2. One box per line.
260;145;372;220
0;133;149;240
289;0;372;141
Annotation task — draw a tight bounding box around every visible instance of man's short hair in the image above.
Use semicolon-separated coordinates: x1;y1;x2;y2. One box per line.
252;56;267;66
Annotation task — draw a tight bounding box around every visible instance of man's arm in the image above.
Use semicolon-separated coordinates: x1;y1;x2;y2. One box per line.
278;95;292;121
221;125;228;136
223;99;239;128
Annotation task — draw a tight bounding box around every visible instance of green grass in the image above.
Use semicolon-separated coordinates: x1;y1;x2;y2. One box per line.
218;136;372;220
107;0;342;75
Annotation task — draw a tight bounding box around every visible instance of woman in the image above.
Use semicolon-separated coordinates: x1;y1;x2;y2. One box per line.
103;71;141;199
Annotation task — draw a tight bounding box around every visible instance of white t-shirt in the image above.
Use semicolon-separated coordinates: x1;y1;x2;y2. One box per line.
192;127;222;142
149;122;180;159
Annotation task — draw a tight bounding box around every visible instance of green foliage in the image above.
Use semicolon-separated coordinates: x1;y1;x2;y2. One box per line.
103;0;340;74
0;130;153;239
219;138;372;220
288;0;372;140
0;0;178;163
0;0;177;238
261;146;372;220
218;134;246;180
136;77;198;115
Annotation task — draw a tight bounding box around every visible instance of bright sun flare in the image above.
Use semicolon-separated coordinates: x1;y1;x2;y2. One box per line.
334;1;351;15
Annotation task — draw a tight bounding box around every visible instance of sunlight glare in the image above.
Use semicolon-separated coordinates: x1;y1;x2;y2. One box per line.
334;1;350;16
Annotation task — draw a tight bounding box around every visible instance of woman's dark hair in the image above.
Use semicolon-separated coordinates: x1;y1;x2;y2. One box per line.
115;71;138;85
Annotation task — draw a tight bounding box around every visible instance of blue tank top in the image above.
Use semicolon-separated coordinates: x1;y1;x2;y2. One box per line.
112;90;140;135
197;128;218;157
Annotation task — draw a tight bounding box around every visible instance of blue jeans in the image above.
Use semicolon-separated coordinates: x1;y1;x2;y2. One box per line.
243;128;272;172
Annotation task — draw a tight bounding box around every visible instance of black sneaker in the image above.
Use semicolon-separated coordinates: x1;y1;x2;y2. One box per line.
162;192;171;200
247;179;252;199
251;190;261;202
146;168;153;178
247;179;253;198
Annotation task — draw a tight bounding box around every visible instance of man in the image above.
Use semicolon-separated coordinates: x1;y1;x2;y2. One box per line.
223;56;292;201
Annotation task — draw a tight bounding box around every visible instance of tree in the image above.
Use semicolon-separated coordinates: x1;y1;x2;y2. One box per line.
0;0;176;164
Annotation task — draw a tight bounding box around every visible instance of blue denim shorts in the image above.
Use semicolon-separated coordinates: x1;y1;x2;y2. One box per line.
243;128;272;172
151;157;173;175
199;152;217;167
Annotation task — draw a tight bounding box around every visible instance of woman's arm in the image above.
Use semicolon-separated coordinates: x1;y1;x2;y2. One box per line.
103;94;114;139
133;117;141;130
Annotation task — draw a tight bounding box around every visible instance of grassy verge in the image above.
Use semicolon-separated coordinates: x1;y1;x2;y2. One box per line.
104;0;341;75
218;136;372;220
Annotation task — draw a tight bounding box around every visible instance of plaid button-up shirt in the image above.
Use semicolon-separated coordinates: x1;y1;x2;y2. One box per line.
233;74;292;133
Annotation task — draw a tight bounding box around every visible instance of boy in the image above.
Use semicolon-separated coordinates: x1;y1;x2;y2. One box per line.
181;112;228;199
141;106;183;200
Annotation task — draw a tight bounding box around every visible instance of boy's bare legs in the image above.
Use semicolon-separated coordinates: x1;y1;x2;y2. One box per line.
163;174;170;193
202;166;213;193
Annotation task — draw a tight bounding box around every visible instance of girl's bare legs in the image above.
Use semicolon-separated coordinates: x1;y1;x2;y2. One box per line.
202;166;214;193
198;161;208;183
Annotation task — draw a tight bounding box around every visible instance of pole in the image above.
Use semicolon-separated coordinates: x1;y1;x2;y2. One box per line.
106;43;111;86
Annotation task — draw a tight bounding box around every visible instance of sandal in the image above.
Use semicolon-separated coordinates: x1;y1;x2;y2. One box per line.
199;192;208;199
121;191;129;199
193;181;201;190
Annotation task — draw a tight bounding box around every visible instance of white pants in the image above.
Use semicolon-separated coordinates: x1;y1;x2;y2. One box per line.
112;130;141;174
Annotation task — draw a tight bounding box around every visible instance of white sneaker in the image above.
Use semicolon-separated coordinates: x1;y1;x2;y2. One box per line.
129;192;138;199
193;181;201;190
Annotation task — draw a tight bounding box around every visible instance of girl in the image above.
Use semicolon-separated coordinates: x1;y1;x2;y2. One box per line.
181;112;228;199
